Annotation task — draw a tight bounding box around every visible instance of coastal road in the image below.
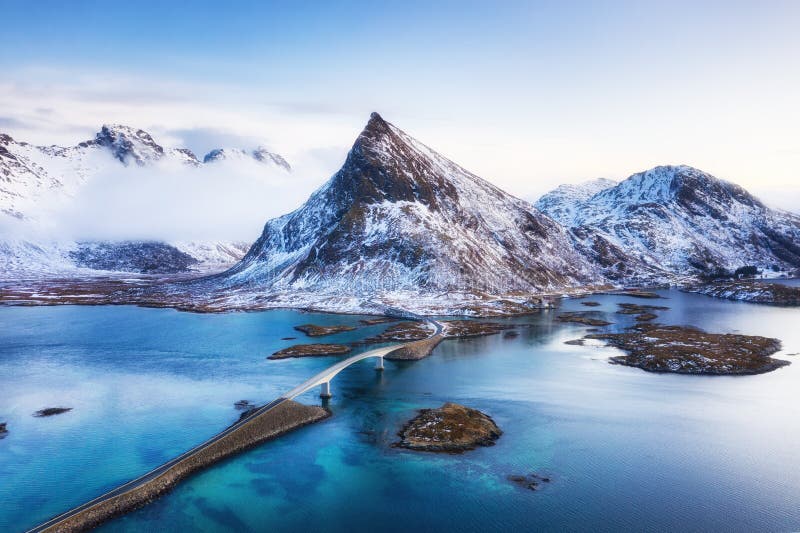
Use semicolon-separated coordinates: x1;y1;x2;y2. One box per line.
27;317;443;533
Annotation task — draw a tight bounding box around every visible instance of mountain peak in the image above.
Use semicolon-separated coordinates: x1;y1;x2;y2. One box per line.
94;124;164;166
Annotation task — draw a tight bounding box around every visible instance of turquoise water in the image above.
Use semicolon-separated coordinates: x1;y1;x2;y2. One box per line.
1;291;799;532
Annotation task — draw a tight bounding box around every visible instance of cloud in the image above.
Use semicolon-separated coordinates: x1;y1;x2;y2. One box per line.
29;154;340;243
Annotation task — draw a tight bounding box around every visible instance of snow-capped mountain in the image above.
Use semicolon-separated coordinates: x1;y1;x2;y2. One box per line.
0;125;287;276
203;147;290;171
208;113;599;312
537;165;800;281
534;178;616;226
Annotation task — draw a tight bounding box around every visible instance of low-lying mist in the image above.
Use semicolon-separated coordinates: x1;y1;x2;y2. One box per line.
8;151;344;244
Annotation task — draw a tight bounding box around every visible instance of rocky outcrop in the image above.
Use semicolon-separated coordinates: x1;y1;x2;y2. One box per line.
395;402;502;453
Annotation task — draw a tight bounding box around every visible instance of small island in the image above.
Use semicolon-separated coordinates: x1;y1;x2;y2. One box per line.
269;344;352;359
587;323;788;375
0;422;7;438
557;312;612;327
442;320;513;338
395;402;502;453
616;302;669;322
363;321;432;343
294;324;357;337
34;407;72;417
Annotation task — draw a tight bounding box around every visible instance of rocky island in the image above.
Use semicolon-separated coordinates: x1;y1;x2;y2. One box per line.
294;324;357;337
616;302;670;322
0;422;7;438
269;344;352;359
363;321;432;343
442;320;514;338
556;312;612;327
395;402;502;453
586;323;788;375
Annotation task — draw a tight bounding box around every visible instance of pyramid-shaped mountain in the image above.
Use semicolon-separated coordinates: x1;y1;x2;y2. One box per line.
221;113;598;300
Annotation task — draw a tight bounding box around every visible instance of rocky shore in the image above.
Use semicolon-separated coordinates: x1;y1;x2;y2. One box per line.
38;400;328;533
395;402;502;453
587;323;788;375
689;281;800;306
269;344;352;359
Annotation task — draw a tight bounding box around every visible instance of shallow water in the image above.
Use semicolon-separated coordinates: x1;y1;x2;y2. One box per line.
1;290;799;532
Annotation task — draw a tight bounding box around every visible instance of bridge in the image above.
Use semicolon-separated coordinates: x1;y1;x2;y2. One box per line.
285;318;442;399
27;317;443;533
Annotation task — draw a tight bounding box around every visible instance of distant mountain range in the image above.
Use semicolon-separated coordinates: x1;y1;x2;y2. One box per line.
0;124;289;276
2;113;799;314
535;165;800;283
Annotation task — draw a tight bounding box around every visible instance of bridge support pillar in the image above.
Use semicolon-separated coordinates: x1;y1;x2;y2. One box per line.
320;381;332;399
375;356;385;371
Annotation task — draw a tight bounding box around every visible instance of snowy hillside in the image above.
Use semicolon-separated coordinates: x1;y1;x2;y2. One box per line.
534;178;616;226
537;165;800;281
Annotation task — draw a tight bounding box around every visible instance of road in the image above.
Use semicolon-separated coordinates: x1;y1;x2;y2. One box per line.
27;318;442;533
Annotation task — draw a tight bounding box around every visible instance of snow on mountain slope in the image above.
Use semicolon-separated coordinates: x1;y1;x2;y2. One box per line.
540;165;800;281
203;147;290;171
534;178;616;226
202;112;600;312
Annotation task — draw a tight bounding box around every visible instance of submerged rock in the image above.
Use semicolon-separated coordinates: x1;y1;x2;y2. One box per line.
581;301;602;307
587;323;788;375
294;324;357;337
234;400;253;410
395;402;502;453
508;473;552;491
269;344;352;359
34;407;72;417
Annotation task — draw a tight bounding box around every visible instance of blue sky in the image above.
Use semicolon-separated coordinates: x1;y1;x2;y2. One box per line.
1;0;799;207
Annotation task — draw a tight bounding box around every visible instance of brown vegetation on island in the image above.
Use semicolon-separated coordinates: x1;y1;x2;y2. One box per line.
395;403;502;453
556;312;612;327
269;344;351;359
587;323;788;375
294;324;357;337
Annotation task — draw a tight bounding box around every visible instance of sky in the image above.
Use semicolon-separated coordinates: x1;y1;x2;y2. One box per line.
1;0;799;211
